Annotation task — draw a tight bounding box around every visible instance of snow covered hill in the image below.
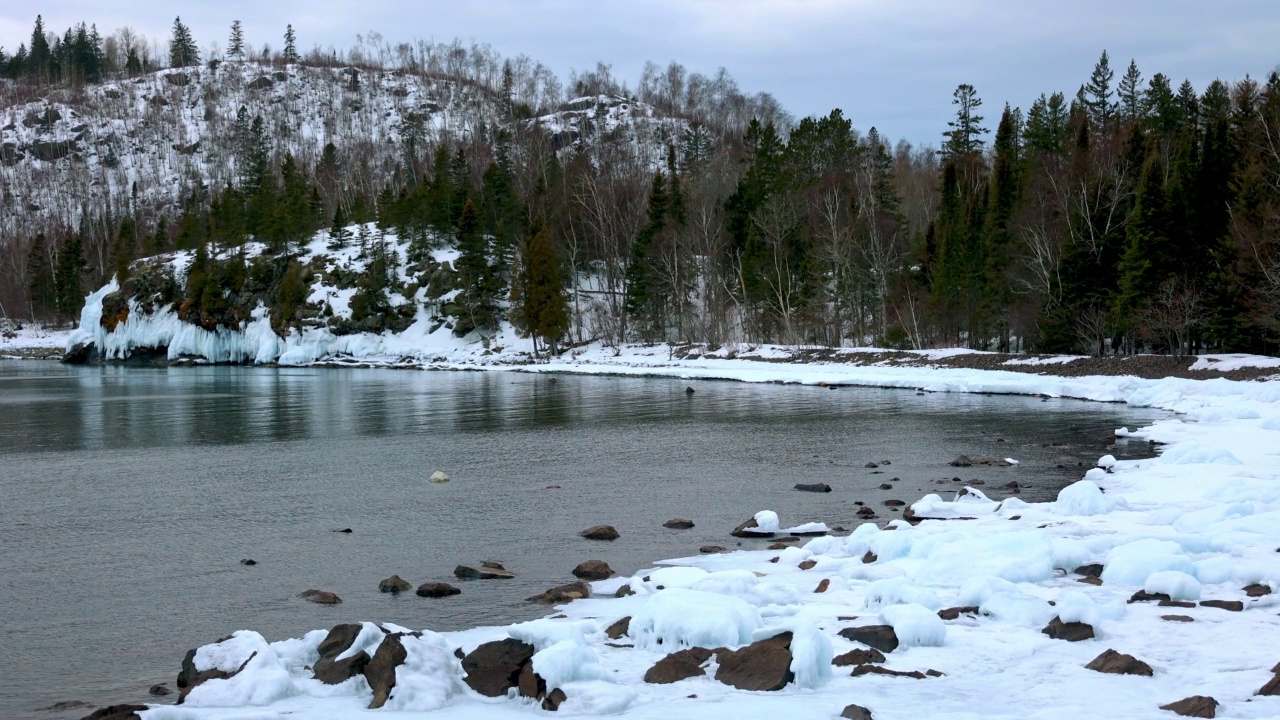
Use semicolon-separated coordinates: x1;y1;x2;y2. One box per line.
0;61;687;238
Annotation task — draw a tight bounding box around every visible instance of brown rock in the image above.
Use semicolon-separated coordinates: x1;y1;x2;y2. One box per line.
883;499;905;507
572;560;615;580
454;565;515;580
837;625;898;653
1074;563;1104;577
850;664;925;679
461;639;536;697
299;589;342;604
1159;696;1219;717
699;545;728;554
768;542;789;550
1199;600;1244;612
1244;583;1272;597
833;648;886;666
1085;649;1154;676
794;483;833;492
840;704;874;720
614;584;635;597
364;634;408;708
937;606;979;621
378;575;412;593
1129;590;1171;603
416;582;461;598
1042;616;1095;642
542;688;567;711
605;616;630;640
1159;600;1196;608
644;647;714;684
1258;673;1280;696
315;650;370;684
663;518;694;529
1161;615;1194;622
714;632;794;691
799;559;817;570
731;517;773;538
517;663;546;699
148;684;171;696
1077;576;1103;586
177;639;257;703
815;578;830;593
527;581;592;604
862;551;878;564
79;705;149;720
580;525;620;541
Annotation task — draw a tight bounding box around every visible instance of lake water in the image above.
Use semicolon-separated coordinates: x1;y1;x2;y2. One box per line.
0;360;1166;718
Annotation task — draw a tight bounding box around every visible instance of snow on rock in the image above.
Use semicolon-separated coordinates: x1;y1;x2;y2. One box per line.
1101;539;1196;586
627;588;761;651
879;603;946;648
1097;454;1118;469
184;631;298;707
381;632;466;712
1052;479;1115;516
753;620;833;689
1144;571;1203;601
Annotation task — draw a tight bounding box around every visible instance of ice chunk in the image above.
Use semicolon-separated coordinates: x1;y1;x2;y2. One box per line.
628;588;761;651
865;577;943;610
753;620;832;689
879;603;946;647
1052;480;1114;516
1144;571;1202;601
1193;557;1233;585
1101;539;1194;586
382;631;465;711
753;510;781;532
530;640;608;691
1159;443;1242;465
1054;590;1099;626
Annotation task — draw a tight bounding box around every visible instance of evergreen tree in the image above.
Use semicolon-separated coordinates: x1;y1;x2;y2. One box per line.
625;171;670;341
511;222;570;355
28;15;50;82
452;199;501;336
168;17;199;68
283;24;298;63
1084;50;1116;131
111;216;137;282
54;234;87;320
328;204;351;249
27;234;56;318
1025;92;1069;155
1117;59;1144;123
941;84;988;159
680;122;712;171
228;20;245;60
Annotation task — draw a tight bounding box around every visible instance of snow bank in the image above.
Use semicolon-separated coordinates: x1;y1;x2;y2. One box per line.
627;589;761;651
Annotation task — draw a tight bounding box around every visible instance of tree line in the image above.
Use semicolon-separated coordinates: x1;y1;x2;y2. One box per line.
3;13;1279;356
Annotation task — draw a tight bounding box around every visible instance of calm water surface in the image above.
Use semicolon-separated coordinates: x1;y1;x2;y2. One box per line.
0;361;1166;717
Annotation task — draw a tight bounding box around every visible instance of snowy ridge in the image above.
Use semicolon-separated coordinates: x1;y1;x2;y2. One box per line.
117;359;1280;718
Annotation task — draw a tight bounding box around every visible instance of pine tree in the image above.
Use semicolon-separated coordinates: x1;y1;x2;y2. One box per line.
1117;59;1144;123
328;204;351;249
941;84;988;159
625;171;669;341
283;25;298;63
28;15;50;82
228;20;245;60
1084;50;1116;131
27;234;56;318
452;199;501;337
111;216;137;282
54;234;87;320
511;222;569;355
169;17;199;68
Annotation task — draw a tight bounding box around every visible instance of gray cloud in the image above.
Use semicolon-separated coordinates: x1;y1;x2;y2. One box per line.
3;0;1278;145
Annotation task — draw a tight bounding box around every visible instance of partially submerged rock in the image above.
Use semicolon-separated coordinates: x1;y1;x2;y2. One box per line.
78;705;149;720
428;471;450;483
580;525;620;541
454;564;515;580
572;560;614;580
663;518;694;529
794;483;832;493
416;582;461;598
299;589;342;604
527;581;591;604
378;575;412;593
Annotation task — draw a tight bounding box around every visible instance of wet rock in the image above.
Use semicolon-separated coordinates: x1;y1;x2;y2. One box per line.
833;648;886;666
299;589;342;604
883;499;905;507
148;684;171;696
580;525;619;541
416;582;461;598
542;688;567;711
937;606;979;621
1161;615;1194;622
605;616;630;640
878;483;893;490
527;581;591;604
1259;673;1280;696
379;575;412;593
850;665;926;679
454;564;515;580
644;647;714;684
685;386;695;394
614;584;635;597
1085;649;1153;676
1075;563;1104;577
1160;599;1196;608
699;545;727;554
79;705;149;720
1042;616;1096;642
856;506;877;519
768;542;789;550
1199;600;1244;612
815;578;830;593
572;560;614;580
334;528;353;533
312;623;368;684
949;455;973;467
714;632;794;691
865;462;879;468
840;704;874;720
240;559;257;566
794;483;832;493
428;470;450;483
862;551;878;564
364;633;408;708
837;625;898;653
1244;583;1272;597
1159;696;1219;717
798;559;817;570
461;638;536;697
731;517;770;538
663;518;694;529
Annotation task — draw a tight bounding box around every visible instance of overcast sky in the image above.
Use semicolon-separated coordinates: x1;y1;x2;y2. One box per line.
3;1;1278;146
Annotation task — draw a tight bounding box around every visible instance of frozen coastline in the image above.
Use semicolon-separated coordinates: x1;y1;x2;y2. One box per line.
76;359;1278;720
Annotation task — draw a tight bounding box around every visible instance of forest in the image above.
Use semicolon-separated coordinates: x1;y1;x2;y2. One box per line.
3;14;1280;356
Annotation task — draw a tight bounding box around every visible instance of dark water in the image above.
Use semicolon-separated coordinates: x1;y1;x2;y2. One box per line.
0;360;1165;717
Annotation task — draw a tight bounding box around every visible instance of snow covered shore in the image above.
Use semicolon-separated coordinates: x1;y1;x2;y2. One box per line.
107;362;1280;720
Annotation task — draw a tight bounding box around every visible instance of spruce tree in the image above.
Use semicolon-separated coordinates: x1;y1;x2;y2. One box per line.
1085;50;1116;131
625;171;669;341
511;222;569;355
111;216;137;282
452;199;500;337
1117;59;1144;123
328;204;351;250
228;20;245;60
283;25;298;63
168;17;199;68
27;234;56;318
54;234;87;320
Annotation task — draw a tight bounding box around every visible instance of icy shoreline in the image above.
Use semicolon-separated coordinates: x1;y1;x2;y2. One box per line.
82;359;1277;720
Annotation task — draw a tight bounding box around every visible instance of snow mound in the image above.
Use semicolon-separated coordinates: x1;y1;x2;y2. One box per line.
628;588;761;651
1052;480;1115;516
382;631;466;711
879;603;946;647
1144;570;1203;601
1101;539;1195;586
